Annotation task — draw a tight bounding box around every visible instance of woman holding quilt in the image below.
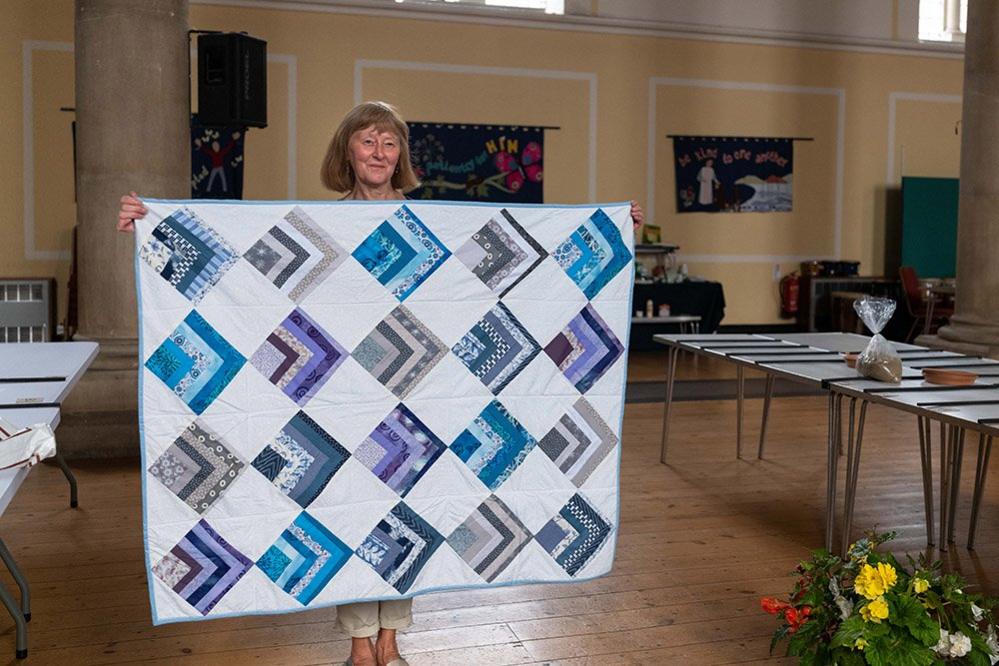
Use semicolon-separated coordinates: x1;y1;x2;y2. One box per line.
118;101;643;666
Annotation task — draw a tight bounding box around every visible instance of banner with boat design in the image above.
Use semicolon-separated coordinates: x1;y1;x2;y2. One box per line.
672;136;793;213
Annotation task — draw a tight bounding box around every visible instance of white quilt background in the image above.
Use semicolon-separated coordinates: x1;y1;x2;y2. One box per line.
135;199;633;624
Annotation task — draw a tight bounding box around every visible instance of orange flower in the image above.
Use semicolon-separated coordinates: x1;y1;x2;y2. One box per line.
761;597;790;615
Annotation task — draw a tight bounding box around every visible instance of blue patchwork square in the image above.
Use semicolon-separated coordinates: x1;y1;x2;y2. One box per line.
257;511;352;605
352;205;451;301
452;400;537;491
553;208;631;300
145;310;245;415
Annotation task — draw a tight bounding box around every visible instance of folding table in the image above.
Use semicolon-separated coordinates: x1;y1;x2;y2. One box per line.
0;341;98;658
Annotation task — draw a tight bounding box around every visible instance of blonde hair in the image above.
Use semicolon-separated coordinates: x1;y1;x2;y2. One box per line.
320;101;420;193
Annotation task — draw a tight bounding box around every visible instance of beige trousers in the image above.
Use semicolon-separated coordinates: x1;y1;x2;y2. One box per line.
336;599;414;638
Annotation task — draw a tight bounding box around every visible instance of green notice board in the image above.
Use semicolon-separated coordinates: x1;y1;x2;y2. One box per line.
901;176;958;278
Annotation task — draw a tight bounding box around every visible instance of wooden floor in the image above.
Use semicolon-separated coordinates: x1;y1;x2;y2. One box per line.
1;351;997;665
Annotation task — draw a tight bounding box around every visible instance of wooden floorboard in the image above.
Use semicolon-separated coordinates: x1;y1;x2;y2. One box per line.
0;351;995;664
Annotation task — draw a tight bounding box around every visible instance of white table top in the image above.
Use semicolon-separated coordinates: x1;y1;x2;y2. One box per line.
0;342;98;429
653;331;995;391
0;342;99;515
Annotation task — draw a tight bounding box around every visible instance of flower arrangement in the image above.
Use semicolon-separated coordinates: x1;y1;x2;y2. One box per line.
761;532;999;665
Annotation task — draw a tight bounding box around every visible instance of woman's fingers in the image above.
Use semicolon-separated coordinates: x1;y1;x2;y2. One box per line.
117;214;135;232
117;191;146;232
630;200;645;229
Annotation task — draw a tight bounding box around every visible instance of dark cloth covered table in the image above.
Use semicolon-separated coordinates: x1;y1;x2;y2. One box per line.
631;281;726;350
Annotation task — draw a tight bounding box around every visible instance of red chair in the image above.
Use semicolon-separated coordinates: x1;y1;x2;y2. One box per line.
899;266;954;341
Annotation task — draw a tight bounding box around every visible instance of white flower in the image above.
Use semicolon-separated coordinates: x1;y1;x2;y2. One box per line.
829;578;853;620
949;631;972;658
986;625;999;665
935;628;951;655
973;603;986;622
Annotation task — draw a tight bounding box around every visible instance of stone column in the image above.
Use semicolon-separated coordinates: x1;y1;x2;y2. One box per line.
920;0;999;357
62;0;189;457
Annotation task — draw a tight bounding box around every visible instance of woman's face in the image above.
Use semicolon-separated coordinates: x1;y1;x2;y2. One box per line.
348;125;401;189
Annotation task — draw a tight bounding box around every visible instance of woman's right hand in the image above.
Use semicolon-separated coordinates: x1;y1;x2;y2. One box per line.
117;191;148;233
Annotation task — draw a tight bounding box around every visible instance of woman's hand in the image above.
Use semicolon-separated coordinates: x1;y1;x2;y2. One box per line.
117;191;147;233
630;200;645;230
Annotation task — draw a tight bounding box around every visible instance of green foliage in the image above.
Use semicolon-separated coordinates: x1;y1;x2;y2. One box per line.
760;531;999;665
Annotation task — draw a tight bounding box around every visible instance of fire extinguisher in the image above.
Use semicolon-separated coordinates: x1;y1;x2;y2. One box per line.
779;271;800;318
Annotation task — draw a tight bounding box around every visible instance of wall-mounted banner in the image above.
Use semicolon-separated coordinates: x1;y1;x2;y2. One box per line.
408;123;544;203
672;137;793;213
191;116;247;199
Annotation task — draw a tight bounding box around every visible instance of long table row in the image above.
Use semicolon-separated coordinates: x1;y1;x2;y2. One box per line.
653;332;997;555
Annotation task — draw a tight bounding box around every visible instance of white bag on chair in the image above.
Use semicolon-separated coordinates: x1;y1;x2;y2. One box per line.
0;418;57;470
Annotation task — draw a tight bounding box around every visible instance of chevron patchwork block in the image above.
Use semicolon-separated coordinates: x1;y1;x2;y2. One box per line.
452;302;541;395
545;304;624;394
352;205;451;301
448;494;532;582
535;493;612;577
148;420;246;514
145;310;246;415
152;519;252;615
250;308;347;406
355;502;444;594
553;208;631;300
539;397;618;486
244;206;349;302
140;208;239;304
251;411;350;508
256;511;352;605
353;305;447;399
451;400;537;491
455;208;547;297
354;404;446;497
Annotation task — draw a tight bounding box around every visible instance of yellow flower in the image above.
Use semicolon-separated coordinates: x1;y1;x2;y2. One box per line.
876;562;897;591
854;638;868;651
913;577;929;594
854;562;897;600
861;596;890;623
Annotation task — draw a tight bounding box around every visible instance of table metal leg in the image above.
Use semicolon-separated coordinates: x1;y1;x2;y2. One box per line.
659;345;680;464
736;365;745;459
947;427;965;545
968;434;993;550
825;392;840;552
757;374;776;459
924;295;936;336
52;453;78;508
842;399;867;555
939;423;952;550
917;416;935;547
0;539;27;658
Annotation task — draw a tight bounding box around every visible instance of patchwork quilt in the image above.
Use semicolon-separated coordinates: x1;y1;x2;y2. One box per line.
134;199;633;624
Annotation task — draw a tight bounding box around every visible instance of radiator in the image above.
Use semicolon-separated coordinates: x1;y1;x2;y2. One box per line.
0;278;56;342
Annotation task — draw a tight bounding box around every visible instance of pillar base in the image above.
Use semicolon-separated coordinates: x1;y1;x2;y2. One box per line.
922;314;999;359
914;334;992;357
58;337;139;459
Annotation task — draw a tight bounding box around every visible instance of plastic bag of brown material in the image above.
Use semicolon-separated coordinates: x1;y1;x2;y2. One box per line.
853;296;902;383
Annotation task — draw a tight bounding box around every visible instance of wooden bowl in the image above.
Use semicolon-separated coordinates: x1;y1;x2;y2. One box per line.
844;353;859;368
922;368;978;386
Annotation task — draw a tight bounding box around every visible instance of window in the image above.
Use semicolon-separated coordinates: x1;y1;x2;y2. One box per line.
393;0;565;15
919;0;966;42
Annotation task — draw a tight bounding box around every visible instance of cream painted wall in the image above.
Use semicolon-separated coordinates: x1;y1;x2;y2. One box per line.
2;0;965;326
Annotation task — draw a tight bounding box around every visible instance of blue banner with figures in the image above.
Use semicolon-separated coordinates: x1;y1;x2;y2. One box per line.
191;117;246;199
672;137;793;213
408;123;544;203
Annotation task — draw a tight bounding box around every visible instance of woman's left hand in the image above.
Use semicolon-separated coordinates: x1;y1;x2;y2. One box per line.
630;200;645;230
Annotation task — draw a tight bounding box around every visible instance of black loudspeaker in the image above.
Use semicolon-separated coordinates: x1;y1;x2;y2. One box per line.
197;32;267;128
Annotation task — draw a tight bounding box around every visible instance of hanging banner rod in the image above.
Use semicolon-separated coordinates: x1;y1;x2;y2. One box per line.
411;122;561;131
666;135;813;141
